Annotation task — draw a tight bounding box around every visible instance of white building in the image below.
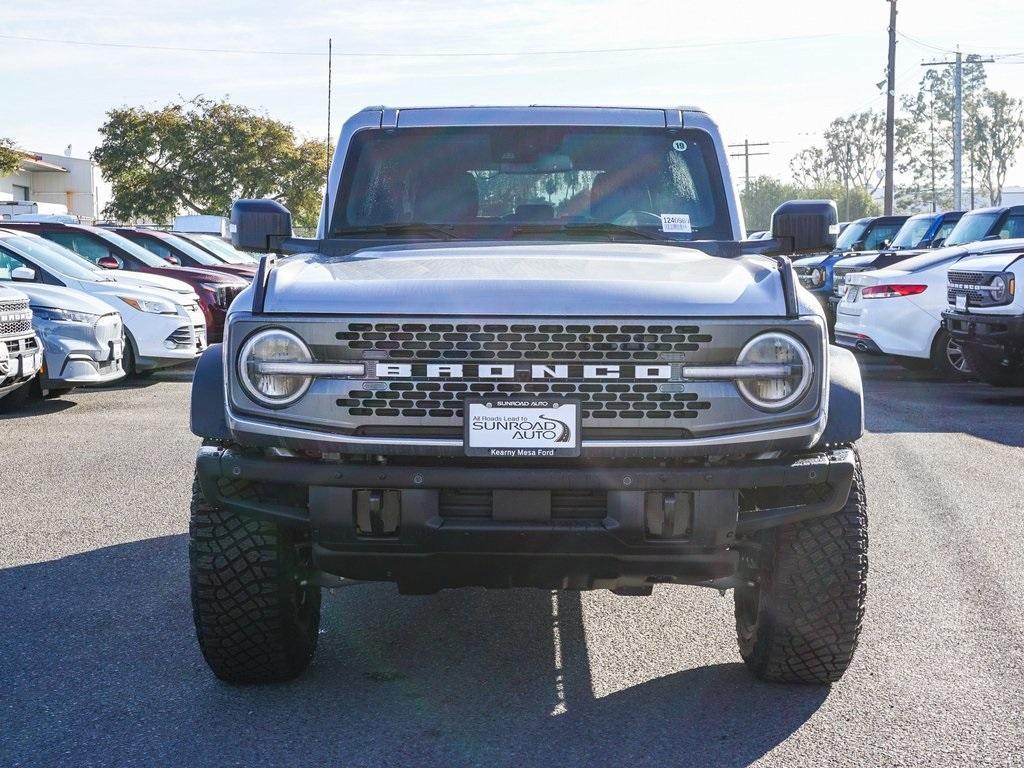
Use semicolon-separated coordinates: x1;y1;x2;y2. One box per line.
0;150;110;221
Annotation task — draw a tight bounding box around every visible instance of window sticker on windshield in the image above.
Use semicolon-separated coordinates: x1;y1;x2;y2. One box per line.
661;214;692;233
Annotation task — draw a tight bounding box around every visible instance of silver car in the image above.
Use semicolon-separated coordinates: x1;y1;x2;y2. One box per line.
5;272;124;395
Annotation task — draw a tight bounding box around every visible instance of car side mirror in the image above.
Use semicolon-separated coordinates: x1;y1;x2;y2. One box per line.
231;198;293;253
11;266;36;282
97;255;120;269
165;254;181;266
769;199;838;255
880;239;891;250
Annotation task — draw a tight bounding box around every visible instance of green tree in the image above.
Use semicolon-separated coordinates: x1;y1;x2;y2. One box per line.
741;176;878;232
92;97;330;227
970;89;1024;206
0;138;25;176
822;110;887;196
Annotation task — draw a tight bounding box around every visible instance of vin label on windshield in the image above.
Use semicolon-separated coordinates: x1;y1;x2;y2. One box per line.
464;399;581;458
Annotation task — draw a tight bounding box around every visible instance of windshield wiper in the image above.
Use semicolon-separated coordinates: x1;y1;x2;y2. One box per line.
510;222;661;241
332;223;458;240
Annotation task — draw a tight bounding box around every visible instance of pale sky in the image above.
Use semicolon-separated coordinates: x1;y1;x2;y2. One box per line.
5;0;1024;186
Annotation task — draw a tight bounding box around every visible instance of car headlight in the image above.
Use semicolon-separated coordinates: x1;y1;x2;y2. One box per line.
238;328;313;407
989;273;1014;304
809;268;826;288
735;332;813;411
118;296;178;314
32;306;100;325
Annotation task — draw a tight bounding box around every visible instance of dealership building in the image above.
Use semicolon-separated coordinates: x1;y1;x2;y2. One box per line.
0;149;109;221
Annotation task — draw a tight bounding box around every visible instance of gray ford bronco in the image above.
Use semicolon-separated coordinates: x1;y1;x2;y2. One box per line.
190;106;868;685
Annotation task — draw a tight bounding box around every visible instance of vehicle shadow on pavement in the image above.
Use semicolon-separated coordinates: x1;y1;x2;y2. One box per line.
0;396;77;420
1;535;827;768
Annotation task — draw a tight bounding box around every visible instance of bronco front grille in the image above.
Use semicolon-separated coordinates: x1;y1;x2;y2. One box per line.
339;381;710;421
0;297;32;337
947;270;990;305
335;322;712;362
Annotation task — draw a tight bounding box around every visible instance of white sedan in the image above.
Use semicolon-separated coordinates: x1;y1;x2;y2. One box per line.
834;245;972;378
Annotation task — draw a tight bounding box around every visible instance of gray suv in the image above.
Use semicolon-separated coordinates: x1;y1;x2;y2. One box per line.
190;106;868;686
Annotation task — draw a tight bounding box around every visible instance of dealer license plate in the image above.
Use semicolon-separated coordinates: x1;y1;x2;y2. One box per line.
464;398;581;458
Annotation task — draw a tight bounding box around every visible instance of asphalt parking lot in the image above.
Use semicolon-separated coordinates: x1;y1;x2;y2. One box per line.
2;359;1022;767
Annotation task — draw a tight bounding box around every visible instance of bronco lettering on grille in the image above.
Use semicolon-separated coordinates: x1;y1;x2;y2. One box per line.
375;363;674;380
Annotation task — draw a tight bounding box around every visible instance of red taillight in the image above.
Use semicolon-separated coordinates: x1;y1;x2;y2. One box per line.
861;284;928;299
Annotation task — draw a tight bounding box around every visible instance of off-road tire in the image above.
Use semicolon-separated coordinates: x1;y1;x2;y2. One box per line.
734;448;868;684
929;329;971;380
190;475;321;684
960;344;1024;388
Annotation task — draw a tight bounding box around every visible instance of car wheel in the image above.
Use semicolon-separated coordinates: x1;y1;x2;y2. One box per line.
930;329;972;380
734;446;868;684
190;473;321;684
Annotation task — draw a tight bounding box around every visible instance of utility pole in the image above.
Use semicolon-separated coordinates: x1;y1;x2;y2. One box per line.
727;140;770;191
922;50;994;210
883;0;897;215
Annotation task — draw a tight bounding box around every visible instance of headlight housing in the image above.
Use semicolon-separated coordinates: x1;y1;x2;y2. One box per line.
119;296;178;314
735;332;813;411
988;273;1014;305
32;306;100;325
238;328;312;407
809;267;826;288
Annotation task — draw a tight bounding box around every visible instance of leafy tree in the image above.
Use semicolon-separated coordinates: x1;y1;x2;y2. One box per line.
740;176;878;232
0;138;25;177
92;97;330;227
789;147;833;189
823;110;887;196
970;89;1024;206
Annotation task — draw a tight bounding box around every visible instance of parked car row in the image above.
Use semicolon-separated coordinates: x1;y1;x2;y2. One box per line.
0;219;255;411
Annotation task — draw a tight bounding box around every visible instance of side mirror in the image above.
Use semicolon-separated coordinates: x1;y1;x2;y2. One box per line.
97;255;120;269
165;254;181;266
880;239;892;250
11;266;36;282
231;199;293;253
770;200;838;255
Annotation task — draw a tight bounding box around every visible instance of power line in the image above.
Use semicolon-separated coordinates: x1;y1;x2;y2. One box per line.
728;140;770;191
0;30;848;58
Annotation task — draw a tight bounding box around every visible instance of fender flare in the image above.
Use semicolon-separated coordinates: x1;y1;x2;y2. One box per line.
817;345;864;447
190;343;231;440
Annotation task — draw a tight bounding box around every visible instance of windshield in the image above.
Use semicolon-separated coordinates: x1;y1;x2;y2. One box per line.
159;233;223;266
89;228;173;268
945;211;999;246
185;234;255;263
0;235;110;281
330;126;732;240
835;220;869;251
890;216;933;249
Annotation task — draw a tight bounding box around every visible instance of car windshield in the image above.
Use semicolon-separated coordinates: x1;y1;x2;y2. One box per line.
889;216;933;249
330;126;732;241
186;234;255;263
89;228;173;268
160;233;223;266
0;234;111;281
835;220;869;251
945;211;999;246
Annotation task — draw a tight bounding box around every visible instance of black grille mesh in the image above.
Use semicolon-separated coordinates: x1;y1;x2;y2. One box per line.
336;322;711;362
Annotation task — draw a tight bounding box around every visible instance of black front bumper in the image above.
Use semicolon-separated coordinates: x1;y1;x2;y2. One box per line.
944;310;1024;350
196;446;856;592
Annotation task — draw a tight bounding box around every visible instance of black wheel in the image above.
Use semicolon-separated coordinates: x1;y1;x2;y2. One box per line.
190;474;321;684
0;381;33;413
930;329;971;380
122;339;138;376
960;345;1024;388
734;448;868;684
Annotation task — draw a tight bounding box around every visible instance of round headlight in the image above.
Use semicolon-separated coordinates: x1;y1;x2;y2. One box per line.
238;329;312;407
736;332;813;411
990;275;1008;303
810;268;826;288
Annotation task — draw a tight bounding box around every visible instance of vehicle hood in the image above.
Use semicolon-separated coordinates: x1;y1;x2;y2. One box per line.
109;271;197;296
85;281;192;306
951;251;1024;273
15;283;115;315
198;263;257;279
792;250;850;269
262;243;788;316
144;265;248;287
0;285;29;303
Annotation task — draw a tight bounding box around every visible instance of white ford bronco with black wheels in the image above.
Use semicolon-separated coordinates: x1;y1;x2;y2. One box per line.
189;106;868;685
